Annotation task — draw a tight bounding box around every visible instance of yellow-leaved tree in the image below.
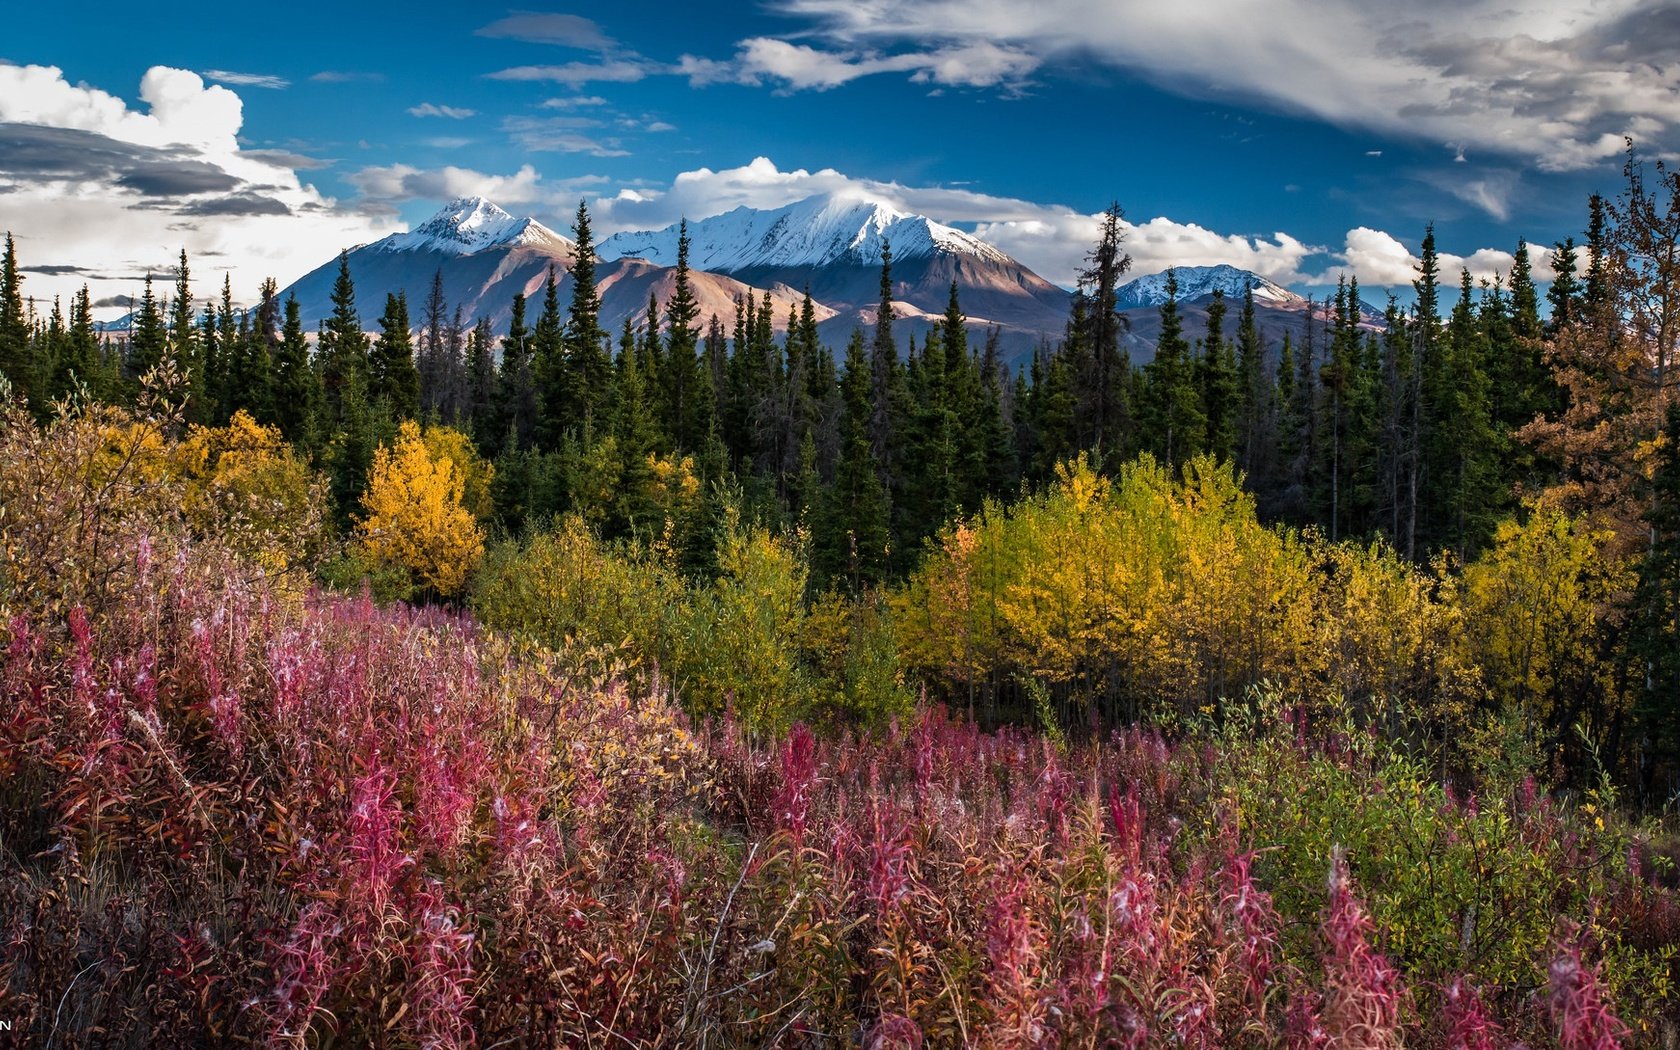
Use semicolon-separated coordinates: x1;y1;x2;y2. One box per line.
356;420;484;597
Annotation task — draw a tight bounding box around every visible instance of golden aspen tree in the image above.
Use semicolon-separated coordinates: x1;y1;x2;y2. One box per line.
357;420;484;597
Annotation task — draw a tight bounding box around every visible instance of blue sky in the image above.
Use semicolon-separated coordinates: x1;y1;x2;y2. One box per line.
3;0;1675;314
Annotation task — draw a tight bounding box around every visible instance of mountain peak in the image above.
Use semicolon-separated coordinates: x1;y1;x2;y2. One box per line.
1116;264;1303;310
378;196;572;257
599;192;1012;272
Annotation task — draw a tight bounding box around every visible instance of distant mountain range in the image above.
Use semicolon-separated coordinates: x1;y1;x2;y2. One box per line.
268;195;1378;366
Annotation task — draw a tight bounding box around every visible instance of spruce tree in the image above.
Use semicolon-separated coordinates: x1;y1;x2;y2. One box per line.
1546;238;1582;335
270;295;319;450
466;317;497;450
370;291;420;419
869;241;898;470
498;292;537;451
1196;288;1239;463
564;201;610;427
128;275;169;389
0;233;32;403
418;269;450;419
532;266;566;447
169;250;204;420
238;278;277;425
1140;270;1202;468
318;251;368;426
1076;203;1132;455
662;221;706;450
816;328;892;589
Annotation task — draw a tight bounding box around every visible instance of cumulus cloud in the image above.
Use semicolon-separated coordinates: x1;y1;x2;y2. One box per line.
408;102;476;120
1318;227;1554;288
0;63;396;312
745;0;1679;170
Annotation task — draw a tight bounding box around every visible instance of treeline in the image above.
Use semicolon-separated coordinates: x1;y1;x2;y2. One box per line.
0;199;1616;577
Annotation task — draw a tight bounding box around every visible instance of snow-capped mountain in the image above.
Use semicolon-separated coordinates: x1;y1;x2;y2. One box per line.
277;197;826;338
601;193;1013;271
1115;264;1302;311
1116;264;1386;328
375;196;574;257
603;193;1070;352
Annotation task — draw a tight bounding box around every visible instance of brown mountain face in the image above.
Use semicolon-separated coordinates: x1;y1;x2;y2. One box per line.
279;240;834;340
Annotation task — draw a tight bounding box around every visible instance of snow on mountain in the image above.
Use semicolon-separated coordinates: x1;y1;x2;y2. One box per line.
375;196;574;257
1115;264;1302;311
600;193;1013;272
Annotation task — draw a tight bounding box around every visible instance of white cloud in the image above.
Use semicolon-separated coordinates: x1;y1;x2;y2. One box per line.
346;161;610;227
584;156;1548;291
0;63;396;313
683;37;1038;91
408;102;476;120
1317;227;1554;288
752;0;1679;170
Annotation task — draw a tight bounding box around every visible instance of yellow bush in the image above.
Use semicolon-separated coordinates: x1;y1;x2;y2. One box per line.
176;410;328;578
356;420;485;597
419;424;495;522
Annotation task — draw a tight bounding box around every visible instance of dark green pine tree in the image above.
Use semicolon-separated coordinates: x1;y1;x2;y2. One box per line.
370;291;420;420
970;327;1018;502
1403;226;1443;561
270;295;320;451
661;220;709;451
778;290;820;492
1234;283;1273;482
564;201;611;429
1076;203;1133;457
532;266;566;448
169;250;205;421
1546;238;1583;336
38;298;64;413
0;233;34;404
611;316;661;536
128;275;169;390
1140;269;1203;469
199;298;222;421
868;241;898;472
1583;192;1613;322
1030;344;1077;478
326;367;376;528
52;285;103;403
1425;269;1502;558
211;275;240;422
815;328;892;589
904;319;958;547
318;251;368;428
494;292;537;453
466;317;498;451
1196;288;1239;463
1508;239;1542;341
236;278;277;425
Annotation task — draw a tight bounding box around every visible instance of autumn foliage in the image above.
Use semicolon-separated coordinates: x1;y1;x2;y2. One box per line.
355;420;485;597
